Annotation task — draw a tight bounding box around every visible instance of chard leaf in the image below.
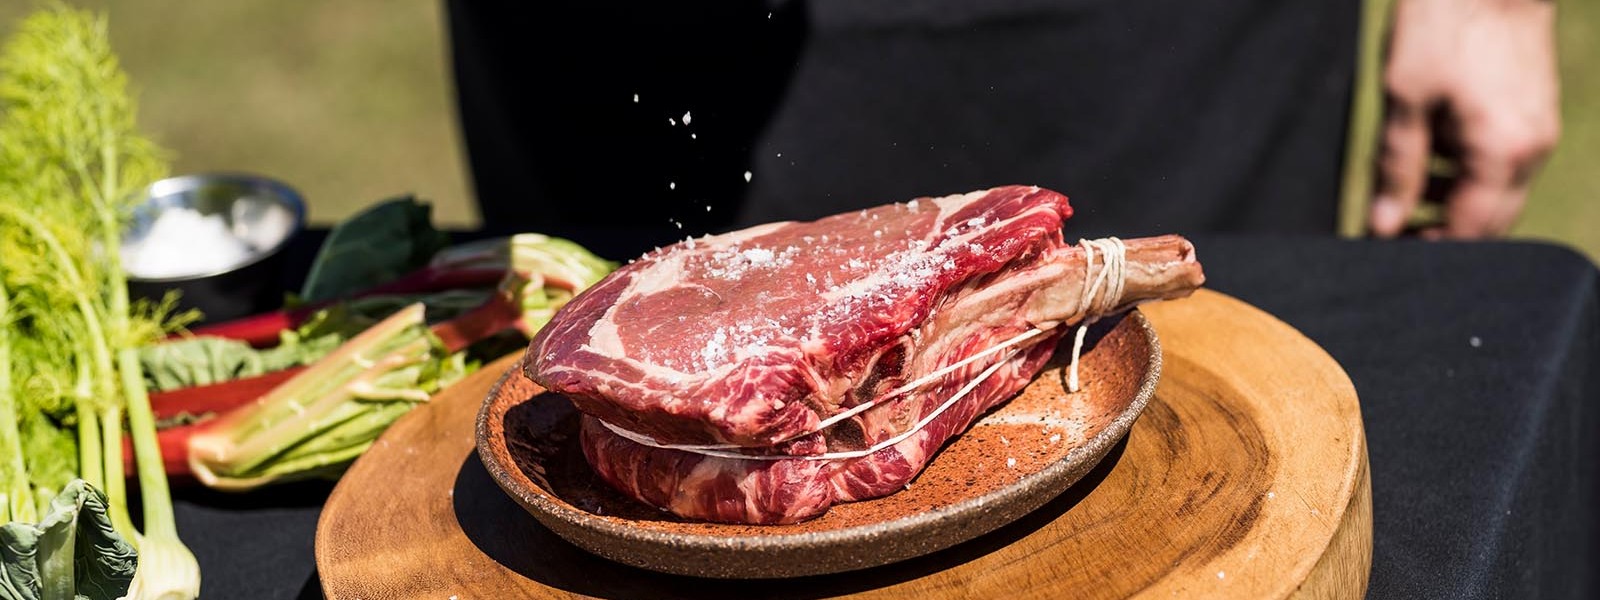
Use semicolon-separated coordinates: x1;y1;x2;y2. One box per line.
0;480;136;600
299;197;451;303
137;334;337;393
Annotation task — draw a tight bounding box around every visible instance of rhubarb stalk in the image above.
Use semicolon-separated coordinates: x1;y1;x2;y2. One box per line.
184;234;614;490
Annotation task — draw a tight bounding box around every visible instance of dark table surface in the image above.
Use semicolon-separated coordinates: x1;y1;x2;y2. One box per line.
174;234;1600;599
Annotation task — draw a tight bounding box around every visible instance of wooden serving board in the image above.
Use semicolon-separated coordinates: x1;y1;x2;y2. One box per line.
316;290;1371;599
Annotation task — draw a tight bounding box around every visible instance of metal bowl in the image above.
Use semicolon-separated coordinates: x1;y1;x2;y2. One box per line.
123;173;307;323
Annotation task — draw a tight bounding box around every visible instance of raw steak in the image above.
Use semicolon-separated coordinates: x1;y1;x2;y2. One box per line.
526;186;1204;523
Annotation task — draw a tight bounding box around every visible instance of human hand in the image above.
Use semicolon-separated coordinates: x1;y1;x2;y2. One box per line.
1371;0;1560;239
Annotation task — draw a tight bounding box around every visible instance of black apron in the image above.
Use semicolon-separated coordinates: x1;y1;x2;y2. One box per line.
448;0;1357;258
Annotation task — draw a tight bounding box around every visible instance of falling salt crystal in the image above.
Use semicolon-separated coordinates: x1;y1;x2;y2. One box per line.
776;152;783;157
705;205;712;212
632;93;639;103
744;171;753;182
1469;336;1482;348
669;182;676;190
690;133;697;139
682;111;692;125
668;118;676;126
1006;457;1017;469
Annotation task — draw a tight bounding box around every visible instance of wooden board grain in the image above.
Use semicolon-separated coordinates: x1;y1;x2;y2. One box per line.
316;289;1372;598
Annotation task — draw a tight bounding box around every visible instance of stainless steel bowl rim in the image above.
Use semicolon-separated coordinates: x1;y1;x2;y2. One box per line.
126;172;307;283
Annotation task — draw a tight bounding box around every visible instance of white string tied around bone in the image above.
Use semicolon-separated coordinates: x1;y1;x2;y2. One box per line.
1068;237;1126;393
599;348;1021;461
597;236;1128;459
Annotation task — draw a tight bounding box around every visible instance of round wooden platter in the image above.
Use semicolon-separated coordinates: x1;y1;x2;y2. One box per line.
316;289;1371;599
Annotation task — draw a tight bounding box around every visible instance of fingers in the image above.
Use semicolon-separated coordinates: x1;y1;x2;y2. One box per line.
1436;172;1527;239
1374;0;1560;241
1433;90;1555;240
1435;107;1556;239
1371;94;1433;238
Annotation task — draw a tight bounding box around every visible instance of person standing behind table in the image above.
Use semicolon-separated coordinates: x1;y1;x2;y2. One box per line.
445;0;1558;256
1372;0;1559;240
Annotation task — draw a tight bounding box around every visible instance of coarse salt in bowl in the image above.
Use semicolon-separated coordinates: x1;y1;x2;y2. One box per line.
123;173;306;322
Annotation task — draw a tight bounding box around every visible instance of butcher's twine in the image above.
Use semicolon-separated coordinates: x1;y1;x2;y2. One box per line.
1068;236;1126;393
597;350;1019;461
596;236;1130;461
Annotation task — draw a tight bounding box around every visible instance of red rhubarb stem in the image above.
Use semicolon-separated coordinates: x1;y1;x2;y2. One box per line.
187;308;315;347
185;267;503;346
124;421;206;479
429;295;523;354
357;267;503;298
147;366;306;420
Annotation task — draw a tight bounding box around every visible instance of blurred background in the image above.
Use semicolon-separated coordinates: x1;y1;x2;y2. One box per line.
0;1;1593;258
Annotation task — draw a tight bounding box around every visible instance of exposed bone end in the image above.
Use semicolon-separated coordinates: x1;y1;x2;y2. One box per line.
1028;234;1205;326
1118;234;1205;308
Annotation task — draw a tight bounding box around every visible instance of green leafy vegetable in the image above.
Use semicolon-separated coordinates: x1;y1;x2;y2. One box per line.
299;196;452;303
0;480;138;600
139;288;491;392
0;6;198;598
139;333;337;393
187;234;614;490
188;304;471;489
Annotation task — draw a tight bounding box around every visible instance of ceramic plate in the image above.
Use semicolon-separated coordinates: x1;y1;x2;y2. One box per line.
475;310;1159;578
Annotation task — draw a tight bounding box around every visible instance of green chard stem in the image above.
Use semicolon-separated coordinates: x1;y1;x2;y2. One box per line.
74;334;104;492
99;406;134;544
0;283;38;523
121;348;203;600
188;304;440;489
75;402;103;491
117;348;176;537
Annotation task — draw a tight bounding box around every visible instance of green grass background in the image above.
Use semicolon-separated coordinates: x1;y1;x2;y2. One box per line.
1;1;1594;259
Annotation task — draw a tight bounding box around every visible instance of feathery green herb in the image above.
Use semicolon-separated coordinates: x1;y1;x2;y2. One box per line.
0;6;199;599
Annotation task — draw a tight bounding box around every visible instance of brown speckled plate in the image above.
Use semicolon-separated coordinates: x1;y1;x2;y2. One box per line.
475;310;1159;579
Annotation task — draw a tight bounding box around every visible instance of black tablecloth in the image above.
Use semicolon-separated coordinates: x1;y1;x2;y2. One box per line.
174;235;1599;598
